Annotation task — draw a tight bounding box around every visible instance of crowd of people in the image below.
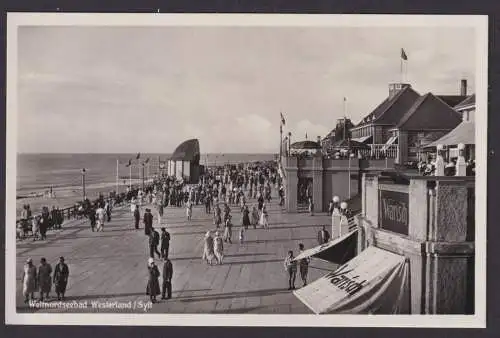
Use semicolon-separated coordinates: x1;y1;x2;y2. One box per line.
19;159;337;306
125;162;282;302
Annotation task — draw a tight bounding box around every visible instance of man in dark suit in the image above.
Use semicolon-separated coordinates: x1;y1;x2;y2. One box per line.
143;208;153;236
160;228;170;259
161;258;173;300
317;225;330;245
149;227;161;259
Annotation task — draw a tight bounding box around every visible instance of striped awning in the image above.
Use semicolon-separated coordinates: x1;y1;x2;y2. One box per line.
351;135;373;143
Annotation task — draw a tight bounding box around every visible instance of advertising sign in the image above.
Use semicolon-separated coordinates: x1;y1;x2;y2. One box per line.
379;189;409;235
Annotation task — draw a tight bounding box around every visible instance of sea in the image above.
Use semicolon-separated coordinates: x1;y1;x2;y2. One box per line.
17;153;277;196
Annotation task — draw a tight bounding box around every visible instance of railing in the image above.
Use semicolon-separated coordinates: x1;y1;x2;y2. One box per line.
348;213;360;231
358;144;398;159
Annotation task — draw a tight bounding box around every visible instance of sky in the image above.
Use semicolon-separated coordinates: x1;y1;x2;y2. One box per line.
17;25;476;154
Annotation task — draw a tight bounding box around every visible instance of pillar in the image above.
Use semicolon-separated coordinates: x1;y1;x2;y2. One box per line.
312;155;323;212
285;157;298;212
396;130;409;165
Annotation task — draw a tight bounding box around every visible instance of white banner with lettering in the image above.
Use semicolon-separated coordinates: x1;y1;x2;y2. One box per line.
293;246;410;314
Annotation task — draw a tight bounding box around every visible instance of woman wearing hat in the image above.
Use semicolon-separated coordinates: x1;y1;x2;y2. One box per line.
251;205;259;229
213;204;222;228
202;231;215;265
241;204;251;230
213;231;224;265
53;256;69;300
22;258;37;303
38;257;53;301
146;258;161;303
223;215;233;244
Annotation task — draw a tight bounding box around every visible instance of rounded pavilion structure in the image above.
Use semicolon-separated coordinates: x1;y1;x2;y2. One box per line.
166;139;201;183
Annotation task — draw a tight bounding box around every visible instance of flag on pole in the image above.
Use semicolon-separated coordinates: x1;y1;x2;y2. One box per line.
125;159;132;167
280;112;286;126
401;48;408;61
305;132;308;140
136;153;141;160
145;158;150;164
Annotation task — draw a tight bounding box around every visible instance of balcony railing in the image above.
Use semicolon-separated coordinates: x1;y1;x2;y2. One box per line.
358;144;398;159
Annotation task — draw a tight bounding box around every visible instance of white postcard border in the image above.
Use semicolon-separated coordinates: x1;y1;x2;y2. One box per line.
5;13;488;328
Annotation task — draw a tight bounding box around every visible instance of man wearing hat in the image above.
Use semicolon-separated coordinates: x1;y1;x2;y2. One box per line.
133;204;140;230
161;258;173;300
53;256;69;300
149;227;161;259
143;208;154;236
146;258;160;303
160;228;170;259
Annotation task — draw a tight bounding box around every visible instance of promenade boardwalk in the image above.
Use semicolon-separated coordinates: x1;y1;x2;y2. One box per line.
15;191;339;314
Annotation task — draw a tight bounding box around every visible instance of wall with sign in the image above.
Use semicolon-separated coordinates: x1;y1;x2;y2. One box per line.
378;187;409;236
357;174;475;315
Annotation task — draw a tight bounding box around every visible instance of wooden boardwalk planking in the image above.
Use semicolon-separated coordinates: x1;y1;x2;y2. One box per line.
15;189;339;314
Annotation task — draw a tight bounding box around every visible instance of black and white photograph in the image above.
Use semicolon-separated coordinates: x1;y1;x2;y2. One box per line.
5;13;487;327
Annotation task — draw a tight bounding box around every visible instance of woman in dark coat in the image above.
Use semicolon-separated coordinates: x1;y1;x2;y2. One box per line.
146;258;161;303
53;257;69;300
242;205;251;230
38;257;53;301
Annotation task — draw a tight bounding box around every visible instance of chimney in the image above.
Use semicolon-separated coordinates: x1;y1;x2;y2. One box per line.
461;79;467;96
389;83;411;99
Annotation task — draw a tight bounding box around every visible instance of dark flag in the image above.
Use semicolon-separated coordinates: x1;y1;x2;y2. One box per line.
145;158;150;164
401;48;408;61
280;112;286;126
125;159;132;167
136;153;141;160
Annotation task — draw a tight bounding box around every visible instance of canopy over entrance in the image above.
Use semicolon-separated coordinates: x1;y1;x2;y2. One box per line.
293;246;410;314
425;121;475;148
293;229;357;265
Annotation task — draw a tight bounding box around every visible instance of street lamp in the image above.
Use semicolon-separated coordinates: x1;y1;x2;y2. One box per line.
288;132;292;155
81;168;86;202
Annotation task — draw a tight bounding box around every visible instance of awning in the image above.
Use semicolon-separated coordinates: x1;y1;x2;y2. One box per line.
293;229;357;265
293;246;410;314
425;121;475;148
351;135;373;144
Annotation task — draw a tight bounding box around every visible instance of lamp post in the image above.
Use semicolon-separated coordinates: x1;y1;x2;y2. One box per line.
81;168;86;202
288;132;292;155
142;163;145;191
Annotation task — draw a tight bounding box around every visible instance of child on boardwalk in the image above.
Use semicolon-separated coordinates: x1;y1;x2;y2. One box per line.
239;227;245;244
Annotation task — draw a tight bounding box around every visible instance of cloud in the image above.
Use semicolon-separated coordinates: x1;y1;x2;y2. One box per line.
16;26;476;153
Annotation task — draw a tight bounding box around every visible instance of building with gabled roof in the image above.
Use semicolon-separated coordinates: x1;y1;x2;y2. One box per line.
350;80;467;164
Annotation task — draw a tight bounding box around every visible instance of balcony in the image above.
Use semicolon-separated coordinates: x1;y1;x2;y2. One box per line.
358;144;398;159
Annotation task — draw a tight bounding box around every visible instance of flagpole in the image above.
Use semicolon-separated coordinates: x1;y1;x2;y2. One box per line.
116;159;119;194
129;165;132;190
279;114;283;161
400;57;403;84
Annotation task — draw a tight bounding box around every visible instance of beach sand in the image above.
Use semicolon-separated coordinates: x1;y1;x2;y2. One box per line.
15;179;146;218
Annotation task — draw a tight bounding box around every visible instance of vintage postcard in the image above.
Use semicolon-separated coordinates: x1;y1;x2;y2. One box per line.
5;13;487;327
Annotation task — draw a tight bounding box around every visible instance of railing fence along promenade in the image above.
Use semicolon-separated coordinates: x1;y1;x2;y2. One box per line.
15;187;146;240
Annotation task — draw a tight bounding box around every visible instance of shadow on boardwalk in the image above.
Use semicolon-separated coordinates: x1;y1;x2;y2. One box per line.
178;288;290;303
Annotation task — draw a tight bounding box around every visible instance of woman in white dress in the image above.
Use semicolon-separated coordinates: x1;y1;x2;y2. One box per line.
22;258;37;303
202;231;215;265
213;231;224;265
186;200;193;220
259;204;269;230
